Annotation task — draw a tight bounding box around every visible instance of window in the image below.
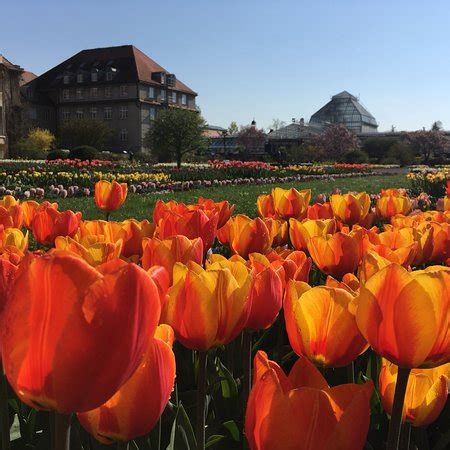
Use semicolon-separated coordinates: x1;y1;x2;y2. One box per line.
120;106;128;119
181;94;187;105
91;72;98;82
62;89;70;100
63;75;70;84
172;92;177;103
76;110;84;119
91;87;98;98
120;128;128;142
106;71;113;81
76;89;83;99
62;110;70;120
161;90;166;101
104;86;111;98
148;86;155;98
90;107;97;119
77;74;83;83
150;107;156;120
161;73;166;85
120;85;128;97
104;107;112;120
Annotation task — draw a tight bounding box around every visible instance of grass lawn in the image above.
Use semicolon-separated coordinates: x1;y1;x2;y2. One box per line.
55;174;409;219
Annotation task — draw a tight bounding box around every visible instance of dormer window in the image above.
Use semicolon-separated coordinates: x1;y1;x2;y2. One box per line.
77;74;83;83
91;72;98;82
160;73;166;85
63;75;70;84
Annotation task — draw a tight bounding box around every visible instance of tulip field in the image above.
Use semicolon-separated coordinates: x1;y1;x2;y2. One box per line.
0;173;449;450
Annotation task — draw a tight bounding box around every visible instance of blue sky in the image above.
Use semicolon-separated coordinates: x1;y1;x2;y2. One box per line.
2;0;450;131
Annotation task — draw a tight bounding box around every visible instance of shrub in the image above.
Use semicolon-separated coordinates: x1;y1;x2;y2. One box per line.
59;119;111;150
344;149;369;164
132;151;156;163
382;143;414;166
47;150;70;160
70;146;99;161
12;139;47;160
26;128;56;152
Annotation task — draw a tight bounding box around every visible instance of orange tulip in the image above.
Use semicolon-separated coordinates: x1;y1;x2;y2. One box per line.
379;359;449;427
0;228;29;263
21;200;57;229
1;253;161;412
271;187;311;220
330;192;371;225
217;215;272;258
31;208;81;247
162;261;252;351
0;257;18;324
307;232;361;279
141;235;203;281
116;219;155;258
419;222;450;263
0;195;23;229
284;281;368;367
358;250;393;283
356;264;450;368
376;191;412;220
289;218;336;251
54;236;122;266
77;324;176;443
256;193;276;218
307;202;334;219
156;209;219;252
245;351;373;450
263;218;288;247
196;197;235;228
94;180;128;212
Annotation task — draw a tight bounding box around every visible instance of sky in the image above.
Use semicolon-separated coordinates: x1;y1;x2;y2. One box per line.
2;0;450;131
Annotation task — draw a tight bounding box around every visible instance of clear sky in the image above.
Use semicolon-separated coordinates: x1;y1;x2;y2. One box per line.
2;0;450;131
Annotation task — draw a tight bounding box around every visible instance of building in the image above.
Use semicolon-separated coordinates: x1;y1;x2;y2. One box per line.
310;91;378;134
0;55;27;157
23;45;197;152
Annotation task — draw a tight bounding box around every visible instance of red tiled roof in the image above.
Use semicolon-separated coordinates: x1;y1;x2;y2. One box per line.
0;55;23;71
20;71;37;86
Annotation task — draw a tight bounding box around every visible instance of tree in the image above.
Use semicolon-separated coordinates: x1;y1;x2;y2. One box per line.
144;108;209;168
313;124;360;161
228;121;239;135
26;128;56;151
236;125;266;156
432;121;443;131
269;118;286;131
362;136;399;162
59;119;111;150
402;129;448;163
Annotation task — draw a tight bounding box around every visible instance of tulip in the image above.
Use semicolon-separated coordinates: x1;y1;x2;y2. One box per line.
263;218;288;247
325;273;360;295
376;192;412;220
284;281;368;367
419;222;450;264
217;215;272;258
54;236;122;266
162;261;252;351
358;250;393;283
356;264;450;368
256;193;276;218
117;219;155;258
330;192;371;225
31;208;81;247
196;197;234;228
369;244;417;268
379;359;449;427
273;250;312;285
0;195;23;229
94;180;128;212
1;253;161;412
271;187;311;220
157;209;219;252
306;202;334;219
289;218;336;251
141;235;203;281
0;228;29;263
152;199;189;223
307;232;361;279
0;257;18;323
77;324;176;443
245;351;373;450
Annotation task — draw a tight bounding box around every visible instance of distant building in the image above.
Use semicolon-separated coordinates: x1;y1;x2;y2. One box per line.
310;91;378;134
0;55;27;157
23;45;197;152
204;124;227;138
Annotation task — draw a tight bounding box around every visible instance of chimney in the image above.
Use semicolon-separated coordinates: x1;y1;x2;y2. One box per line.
292;118;296;123
300;118;305;126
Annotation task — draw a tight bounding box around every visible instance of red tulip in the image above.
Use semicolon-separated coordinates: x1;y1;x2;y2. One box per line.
94;180;128;212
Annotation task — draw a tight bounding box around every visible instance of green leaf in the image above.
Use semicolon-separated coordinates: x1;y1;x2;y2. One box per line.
166;404;197;450
223;420;240;442
206;435;225;447
216;359;238;399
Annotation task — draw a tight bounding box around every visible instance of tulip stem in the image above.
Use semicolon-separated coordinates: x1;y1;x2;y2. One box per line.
53;413;71;450
242;331;253;409
386;367;411;450
196;351;208;450
347;361;355;384
0;366;10;450
105;211;111;222
400;422;411;450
